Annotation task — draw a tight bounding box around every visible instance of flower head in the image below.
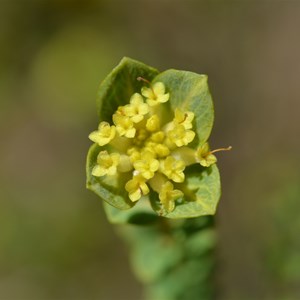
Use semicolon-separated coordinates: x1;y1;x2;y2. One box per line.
89;78;230;213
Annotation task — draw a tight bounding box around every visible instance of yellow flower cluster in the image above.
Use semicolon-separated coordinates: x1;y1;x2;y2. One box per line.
89;79;230;213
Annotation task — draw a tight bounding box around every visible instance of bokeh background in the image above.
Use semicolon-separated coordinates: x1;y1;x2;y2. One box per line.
1;0;300;299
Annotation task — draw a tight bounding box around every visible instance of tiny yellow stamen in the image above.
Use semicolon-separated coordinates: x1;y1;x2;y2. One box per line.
159;181;183;212
113;114;136;138
124;93;149;123
92;151;120;177
210;146;232;154
133;151;159;179
125;174;150;202
88;122;116;146
167;124;195;147
196;144;232;167
141;82;170;107
160;156;185;183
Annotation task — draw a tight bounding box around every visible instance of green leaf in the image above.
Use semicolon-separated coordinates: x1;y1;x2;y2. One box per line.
185;228;217;257
150;164;221;219
125;227;183;284
146;258;214;300
153;69;214;146
97;57;159;122
86;58;159;209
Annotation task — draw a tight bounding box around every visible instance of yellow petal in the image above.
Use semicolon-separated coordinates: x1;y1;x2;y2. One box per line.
131;114;144;123
107;166;118;176
158;93;169;103
170;172;185;183
129;189;142;202
153;82;165;95
125;127;136;138
140;181;150;195
130;93;144;105
92;165;106;177
141;86;154;99
88;131;101;143
149;159;160;172
125;175;149;202
139;103;149;115
146;98;159;107
183;130;195;145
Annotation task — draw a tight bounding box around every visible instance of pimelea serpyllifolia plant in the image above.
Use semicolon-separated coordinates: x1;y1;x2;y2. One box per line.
86;57;231;299
87;57;230;219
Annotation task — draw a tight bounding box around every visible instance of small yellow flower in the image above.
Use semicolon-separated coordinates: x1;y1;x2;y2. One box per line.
174;109;194;129
143;141;157;155
88;122;116;146
160;156;186;183
159;181;183;212
167;124;195;147
141;82;170;106
196;143;217;167
113;114;136;138
92;151;120;177
146;114;160;132
125;174;150;202
133;151;159;179
196;143;232;167
123;93;149;123
143;141;170;158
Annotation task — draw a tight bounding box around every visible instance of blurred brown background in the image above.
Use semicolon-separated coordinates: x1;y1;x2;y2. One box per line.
0;0;299;299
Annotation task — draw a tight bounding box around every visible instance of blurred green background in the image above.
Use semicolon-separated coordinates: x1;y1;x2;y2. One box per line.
0;0;299;299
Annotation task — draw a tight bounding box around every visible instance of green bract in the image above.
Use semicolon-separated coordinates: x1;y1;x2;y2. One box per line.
86;57;221;220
